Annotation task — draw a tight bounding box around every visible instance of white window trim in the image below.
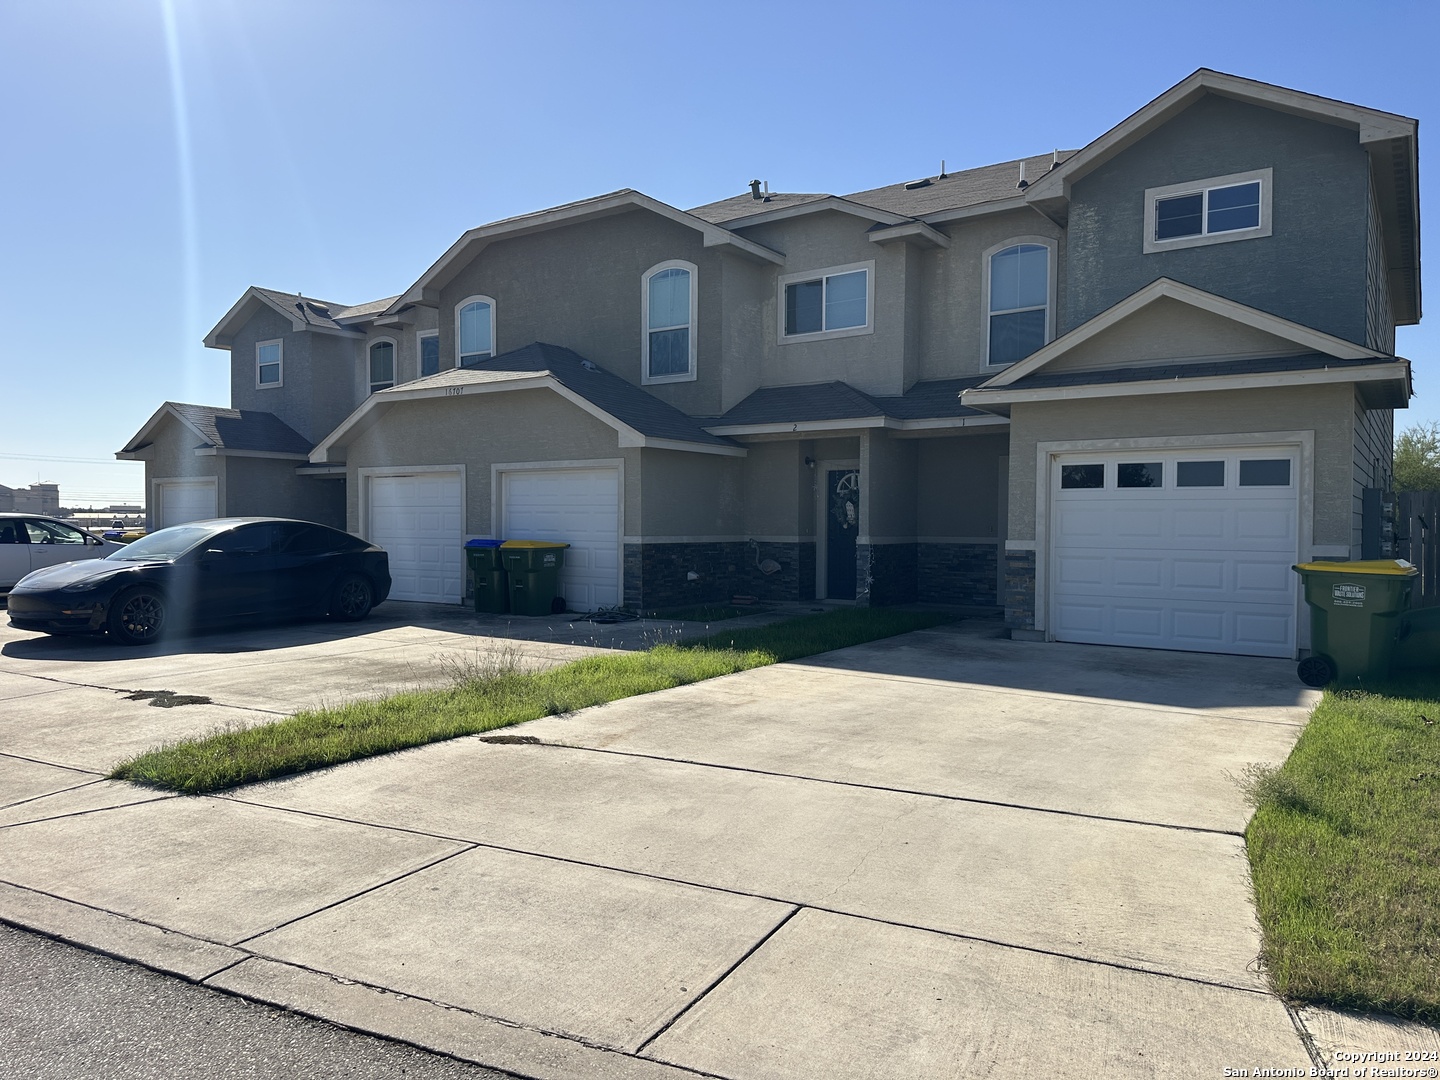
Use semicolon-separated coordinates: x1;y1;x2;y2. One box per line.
641;260;698;384
777;260;875;344
983;237;1057;367
255;338;283;389
367;337;397;395
455;294;497;368
416;329;440;378
1142;167;1273;254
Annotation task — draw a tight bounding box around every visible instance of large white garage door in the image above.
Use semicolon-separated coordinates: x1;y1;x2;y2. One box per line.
502;468;620;612
368;471;464;604
156;480;217;528
1050;449;1299;657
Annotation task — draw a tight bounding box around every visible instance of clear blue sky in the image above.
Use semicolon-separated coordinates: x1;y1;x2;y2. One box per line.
2;0;1436;507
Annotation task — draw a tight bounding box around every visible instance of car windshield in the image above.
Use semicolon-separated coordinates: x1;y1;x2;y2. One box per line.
105;525;216;562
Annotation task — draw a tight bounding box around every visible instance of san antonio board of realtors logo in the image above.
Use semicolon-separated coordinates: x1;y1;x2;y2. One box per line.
1331;582;1367;608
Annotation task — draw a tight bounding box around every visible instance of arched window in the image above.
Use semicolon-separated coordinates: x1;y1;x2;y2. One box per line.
368;339;395;394
456;296;495;368
986;241;1052;366
642;262;696;382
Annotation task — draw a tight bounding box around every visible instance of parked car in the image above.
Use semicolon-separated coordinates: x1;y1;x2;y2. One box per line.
6;518;391;645
0;513;125;592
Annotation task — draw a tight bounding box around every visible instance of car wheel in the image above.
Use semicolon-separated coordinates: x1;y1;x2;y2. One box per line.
330;574;374;621
108;587;167;646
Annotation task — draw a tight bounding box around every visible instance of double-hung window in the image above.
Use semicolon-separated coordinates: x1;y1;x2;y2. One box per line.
1143;168;1272;253
256;339;283;388
456;296;495;368
418;331;440;377
642;261;696;382
368;340;395;395
780;262;872;341
986;241;1052;366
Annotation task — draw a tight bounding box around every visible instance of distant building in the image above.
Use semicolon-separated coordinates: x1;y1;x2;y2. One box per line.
0;483;61;516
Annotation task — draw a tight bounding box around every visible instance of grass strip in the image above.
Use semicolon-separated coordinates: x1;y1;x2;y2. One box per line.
110;608;953;794
1243;673;1440;1021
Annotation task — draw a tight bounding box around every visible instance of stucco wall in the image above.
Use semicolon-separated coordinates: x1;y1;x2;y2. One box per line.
1065;95;1370;344
915;208;1066;381
138;415;223;530
636;448;745;538
860;432;917;541
438;210;728;417
342;388;639;536
1352;394;1394;555
1005;383;1358;549
916;433;1008;538
223;457;344;529
737;211;911;396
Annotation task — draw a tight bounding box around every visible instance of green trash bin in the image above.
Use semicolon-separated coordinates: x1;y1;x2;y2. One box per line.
1395;605;1440;672
500;540;569;616
1292;559;1418;686
465;539;507;614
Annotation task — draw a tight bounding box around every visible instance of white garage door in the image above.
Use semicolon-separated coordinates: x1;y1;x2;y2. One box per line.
156;480;217;528
368;471;464;604
502;468;620;612
1050;449;1299;657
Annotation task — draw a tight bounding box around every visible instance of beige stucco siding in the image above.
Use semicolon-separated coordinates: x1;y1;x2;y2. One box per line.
738;441;806;539
342;389;638;537
916;434;1008;538
1005;383;1357;548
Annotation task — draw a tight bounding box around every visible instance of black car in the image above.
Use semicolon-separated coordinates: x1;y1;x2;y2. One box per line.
6;518;391;645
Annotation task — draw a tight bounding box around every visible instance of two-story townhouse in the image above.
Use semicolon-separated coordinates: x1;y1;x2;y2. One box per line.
119;69;1419;660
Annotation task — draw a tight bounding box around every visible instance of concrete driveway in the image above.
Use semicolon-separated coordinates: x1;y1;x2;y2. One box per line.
2;607;1431;1077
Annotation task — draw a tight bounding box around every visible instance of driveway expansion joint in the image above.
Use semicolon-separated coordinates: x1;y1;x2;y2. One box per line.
217;795;1268;996
538;740;1247;838
0;792;178;830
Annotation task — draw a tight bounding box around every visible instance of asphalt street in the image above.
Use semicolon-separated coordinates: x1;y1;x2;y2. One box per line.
0;922;510;1080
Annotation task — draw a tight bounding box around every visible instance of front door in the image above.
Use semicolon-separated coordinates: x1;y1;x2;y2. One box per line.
825;468;860;601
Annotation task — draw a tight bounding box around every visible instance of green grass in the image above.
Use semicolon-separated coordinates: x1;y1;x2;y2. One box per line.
110;607;953;794
1244;672;1440;1021
642;603;773;622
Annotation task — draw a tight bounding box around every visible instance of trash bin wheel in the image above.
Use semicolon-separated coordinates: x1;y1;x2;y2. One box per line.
1297;654;1337;688
550;596;567;615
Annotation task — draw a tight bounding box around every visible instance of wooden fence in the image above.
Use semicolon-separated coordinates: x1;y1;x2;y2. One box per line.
1399;490;1440;608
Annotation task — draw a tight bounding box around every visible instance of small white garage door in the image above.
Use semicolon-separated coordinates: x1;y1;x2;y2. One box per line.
1050;449;1299;657
502;467;620;612
156;480;217;528
368;471;464;604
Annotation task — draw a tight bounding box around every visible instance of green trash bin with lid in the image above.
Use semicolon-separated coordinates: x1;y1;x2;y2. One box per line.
500;540;569;616
1292;559;1418;686
465;539;507;614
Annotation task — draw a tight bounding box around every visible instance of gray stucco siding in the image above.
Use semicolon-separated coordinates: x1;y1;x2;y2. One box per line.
1064;95;1370;344
341;388;638;538
438;210;727;417
637;448;744;538
1351;395;1394;556
224;457;344;529
137;415;224;530
227;307;364;446
916;433;1007;539
1005;383;1358;550
917;209;1066;382
737;211;913;397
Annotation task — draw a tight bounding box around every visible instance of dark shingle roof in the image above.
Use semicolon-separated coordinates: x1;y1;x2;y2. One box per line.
393;343;739;449
252;287;399;330
1001;353;1403;391
166;404;313;455
711;377;992;427
687;152;1078;226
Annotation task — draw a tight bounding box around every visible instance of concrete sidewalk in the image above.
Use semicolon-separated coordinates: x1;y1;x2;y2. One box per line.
2;614;1435;1077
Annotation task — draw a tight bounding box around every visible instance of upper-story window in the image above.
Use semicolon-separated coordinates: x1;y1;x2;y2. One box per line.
986;240;1053;366
418;331;440;377
642;261;697;383
369;340;395;395
456;296;495;368
1143;168;1272;254
256;339;283;388
778;261;874;342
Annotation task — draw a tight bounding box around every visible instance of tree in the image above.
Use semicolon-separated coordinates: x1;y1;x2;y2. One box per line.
1394;420;1440;491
